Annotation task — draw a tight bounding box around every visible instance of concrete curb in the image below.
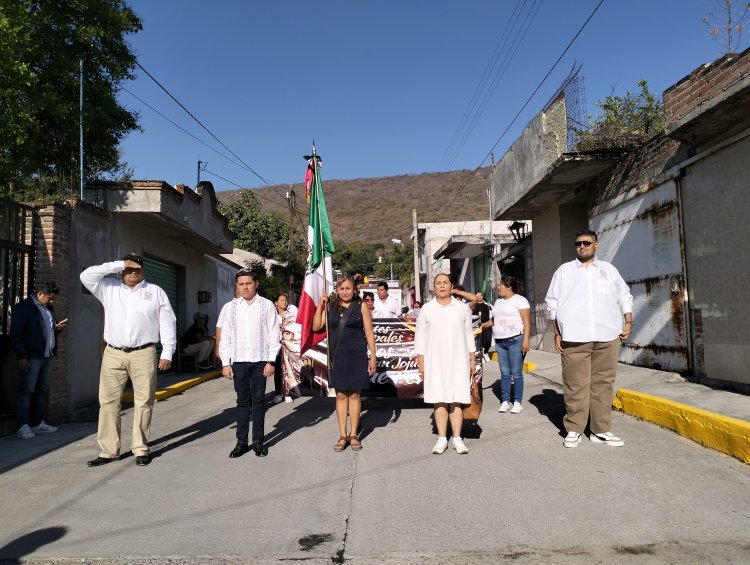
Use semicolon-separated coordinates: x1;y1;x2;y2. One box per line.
122;370;222;404
613;388;750;464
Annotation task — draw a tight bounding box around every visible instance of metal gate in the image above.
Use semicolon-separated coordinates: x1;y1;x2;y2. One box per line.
591;179;690;373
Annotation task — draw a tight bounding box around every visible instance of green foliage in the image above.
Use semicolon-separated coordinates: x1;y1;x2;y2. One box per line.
372;241;414;286
575;80;665;151
0;0;142;199
333;240;379;276
219;189;304;263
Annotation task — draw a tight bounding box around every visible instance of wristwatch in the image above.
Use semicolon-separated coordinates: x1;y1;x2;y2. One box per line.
266;361;276;366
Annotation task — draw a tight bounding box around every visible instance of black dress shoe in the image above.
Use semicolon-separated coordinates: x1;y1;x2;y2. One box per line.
229;444;250;458
135;454;151;466
87;456;118;467
254;443;268;457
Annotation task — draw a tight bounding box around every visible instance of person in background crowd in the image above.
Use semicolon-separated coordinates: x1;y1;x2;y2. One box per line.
11;281;67;440
472;292;492;362
313;275;376;452
545;230;633;448
272;292;298;404
485;276;531;414
409;300;422;321
372;281;401;318
180;312;215;370
219;269;281;458
362;291;375;313
414;273;476;455
80;253;176;467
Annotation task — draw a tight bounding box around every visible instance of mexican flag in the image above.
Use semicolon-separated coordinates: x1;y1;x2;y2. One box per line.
298;145;335;355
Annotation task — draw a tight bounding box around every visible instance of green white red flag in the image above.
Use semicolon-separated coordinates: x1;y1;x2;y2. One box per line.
298;145;335;355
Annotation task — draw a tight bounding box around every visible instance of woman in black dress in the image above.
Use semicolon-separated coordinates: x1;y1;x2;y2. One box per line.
312;275;376;452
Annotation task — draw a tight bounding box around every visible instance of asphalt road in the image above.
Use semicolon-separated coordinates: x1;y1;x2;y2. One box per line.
1;362;749;564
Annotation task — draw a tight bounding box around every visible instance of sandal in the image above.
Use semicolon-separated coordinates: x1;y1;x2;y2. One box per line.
349;435;362;451
333;436;348;452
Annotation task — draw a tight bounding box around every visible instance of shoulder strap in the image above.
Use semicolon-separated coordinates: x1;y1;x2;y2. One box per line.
330;303;356;371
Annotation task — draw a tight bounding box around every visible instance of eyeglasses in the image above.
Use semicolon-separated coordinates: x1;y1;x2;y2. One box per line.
123;267;143;273
364;297;374;302
574;241;594;248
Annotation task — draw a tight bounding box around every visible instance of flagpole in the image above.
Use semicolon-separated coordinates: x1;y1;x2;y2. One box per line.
313;144;332;376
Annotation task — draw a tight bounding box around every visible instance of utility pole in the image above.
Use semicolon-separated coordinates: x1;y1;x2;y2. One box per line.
197;160;202;186
79;59;84;201
287;186;297;305
488;152;495;300
412;208;421;303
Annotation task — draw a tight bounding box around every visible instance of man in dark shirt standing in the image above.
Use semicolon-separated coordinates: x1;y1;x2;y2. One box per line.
11;281;67;439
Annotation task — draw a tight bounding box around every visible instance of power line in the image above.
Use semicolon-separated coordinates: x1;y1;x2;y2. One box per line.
135;60;274;188
436;0;605;216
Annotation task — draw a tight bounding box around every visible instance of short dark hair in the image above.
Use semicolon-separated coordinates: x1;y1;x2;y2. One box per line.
499;275;518;293
362;291;374;301
575;229;598;241
235;268;259;282
274;292;289;302
122;252;144;266
377;281;389;291
35;281;59;296
413;301;422;307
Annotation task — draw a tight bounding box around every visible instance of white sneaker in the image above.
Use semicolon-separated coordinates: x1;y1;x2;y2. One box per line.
483;353;491;363
33;421;58;433
432;437;448;454
451;437;469;454
271;395;283;404
510;402;523;414
284;396;293;403
563;431;582;448
18;424;35;439
498;401;509;413
590;431;624;447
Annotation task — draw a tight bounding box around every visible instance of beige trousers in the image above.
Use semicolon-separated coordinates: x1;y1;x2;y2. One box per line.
97;345;157;457
560;338;621;434
183;340;213;363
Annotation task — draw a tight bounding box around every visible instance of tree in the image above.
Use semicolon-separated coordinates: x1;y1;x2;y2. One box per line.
703;0;750;53
574;80;665;151
0;0;142;199
332;241;379;276
219;189;304;263
373;241;414;286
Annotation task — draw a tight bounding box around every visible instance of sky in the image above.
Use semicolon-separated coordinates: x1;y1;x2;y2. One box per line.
118;0;743;192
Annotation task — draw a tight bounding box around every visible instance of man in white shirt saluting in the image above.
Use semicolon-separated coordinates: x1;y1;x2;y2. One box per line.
545;230;633;449
218;269;281;458
81;253;176;467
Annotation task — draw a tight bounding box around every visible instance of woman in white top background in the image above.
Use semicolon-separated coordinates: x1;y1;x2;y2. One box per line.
484;276;531;414
414;273;476;455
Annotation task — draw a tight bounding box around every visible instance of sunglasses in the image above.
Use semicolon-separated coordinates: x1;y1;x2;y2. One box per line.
364;297;374;302
574;241;594;248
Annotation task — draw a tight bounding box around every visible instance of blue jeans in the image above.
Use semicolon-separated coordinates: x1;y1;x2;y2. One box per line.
495;335;524;403
17;357;52;427
232;362;268;445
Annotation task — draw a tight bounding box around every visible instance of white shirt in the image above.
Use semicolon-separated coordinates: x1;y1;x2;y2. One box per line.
490;294;530;339
373;295;400;318
218;295;281;366
545;258;633;342
80;261;177;360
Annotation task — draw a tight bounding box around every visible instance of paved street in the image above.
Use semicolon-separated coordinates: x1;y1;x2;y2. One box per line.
1;362;749;564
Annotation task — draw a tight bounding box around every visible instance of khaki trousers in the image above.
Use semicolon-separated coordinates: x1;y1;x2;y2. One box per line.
183;340;213;363
560;338;621;434
98;346;157;457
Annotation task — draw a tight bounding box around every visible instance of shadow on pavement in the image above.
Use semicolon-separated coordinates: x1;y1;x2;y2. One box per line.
528;388;566;436
359;398;426;441
0;526;67;563
148;408;235;460
0;424;94;475
263;397;335;449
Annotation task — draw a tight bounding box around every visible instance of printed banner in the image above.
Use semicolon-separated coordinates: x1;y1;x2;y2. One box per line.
281;317;484;399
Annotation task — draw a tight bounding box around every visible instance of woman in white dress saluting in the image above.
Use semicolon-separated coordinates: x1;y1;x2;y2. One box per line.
414;273;476;454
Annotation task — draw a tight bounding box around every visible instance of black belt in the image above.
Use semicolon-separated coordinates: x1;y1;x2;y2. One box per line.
495;334;522;342
107;342;156;353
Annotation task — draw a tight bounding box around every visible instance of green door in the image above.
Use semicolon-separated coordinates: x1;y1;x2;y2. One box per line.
143;256;179;360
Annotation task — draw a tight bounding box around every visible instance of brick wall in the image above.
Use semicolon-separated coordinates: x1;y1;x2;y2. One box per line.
664;46;750;123
35;202;72;422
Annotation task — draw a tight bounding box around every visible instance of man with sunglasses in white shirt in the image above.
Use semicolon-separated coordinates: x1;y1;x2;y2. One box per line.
545;230;633;449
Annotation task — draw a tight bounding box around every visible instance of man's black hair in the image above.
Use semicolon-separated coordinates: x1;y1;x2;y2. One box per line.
35;281;59;295
377;281;389;290
575;229;598;241
235;268;260;282
122;252;144;266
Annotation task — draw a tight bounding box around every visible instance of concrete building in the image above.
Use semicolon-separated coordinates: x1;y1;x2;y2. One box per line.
490;47;750;391
0;180;239;434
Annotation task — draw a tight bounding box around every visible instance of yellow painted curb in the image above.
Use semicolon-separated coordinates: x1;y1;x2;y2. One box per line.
614;388;750;464
122;370;222;404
